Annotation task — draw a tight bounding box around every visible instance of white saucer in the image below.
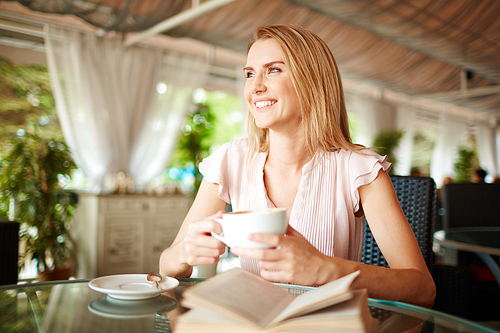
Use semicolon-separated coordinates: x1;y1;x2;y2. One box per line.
89;274;179;300
88;295;178;319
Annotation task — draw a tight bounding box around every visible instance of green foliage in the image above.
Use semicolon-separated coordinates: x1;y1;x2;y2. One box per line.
171;103;215;193
347;112;359;139
372;129;404;174
0;289;41;332
168;89;244;193
0;133;77;272
0;284;54;331
411;127;437;176
204;91;244;145
0;57;64;153
0;57;76;273
453;139;479;183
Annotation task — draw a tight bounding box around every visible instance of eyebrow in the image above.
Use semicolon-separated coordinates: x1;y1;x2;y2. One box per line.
244;60;285;71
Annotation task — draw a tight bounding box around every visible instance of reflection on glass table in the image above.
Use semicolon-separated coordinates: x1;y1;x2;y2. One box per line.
434;228;500;287
0;278;497;333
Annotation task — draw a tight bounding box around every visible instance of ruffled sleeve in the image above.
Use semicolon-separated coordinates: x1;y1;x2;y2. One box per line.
198;139;248;204
349;149;392;213
198;142;231;203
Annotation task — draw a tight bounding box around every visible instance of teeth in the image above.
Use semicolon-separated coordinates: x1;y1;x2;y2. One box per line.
255;100;275;109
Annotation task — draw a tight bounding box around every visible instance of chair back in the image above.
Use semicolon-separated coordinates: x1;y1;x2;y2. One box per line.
0;219;19;285
361;176;437;267
443;183;500;230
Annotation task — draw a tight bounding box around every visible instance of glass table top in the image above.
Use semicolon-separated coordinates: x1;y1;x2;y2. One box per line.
444;228;500;250
0;278;497;333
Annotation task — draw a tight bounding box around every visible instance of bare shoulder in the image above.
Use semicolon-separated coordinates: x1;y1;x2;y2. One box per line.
359;169;395;197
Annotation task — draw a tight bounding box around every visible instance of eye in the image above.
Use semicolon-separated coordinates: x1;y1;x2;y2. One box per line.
245;71;255;79
268;67;281;75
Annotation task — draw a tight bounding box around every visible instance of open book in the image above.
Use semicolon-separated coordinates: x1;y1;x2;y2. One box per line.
177;268;373;332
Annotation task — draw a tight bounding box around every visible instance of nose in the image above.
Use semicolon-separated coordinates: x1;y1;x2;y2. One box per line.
250;74;266;94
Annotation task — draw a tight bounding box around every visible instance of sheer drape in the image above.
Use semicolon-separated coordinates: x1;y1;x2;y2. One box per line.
352;96;397;147
394;107;416;176
352;96;419;175
430;114;467;188
475;123;500;179
44;25;208;192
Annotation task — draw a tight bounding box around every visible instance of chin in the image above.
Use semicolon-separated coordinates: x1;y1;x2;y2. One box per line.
254;121;272;129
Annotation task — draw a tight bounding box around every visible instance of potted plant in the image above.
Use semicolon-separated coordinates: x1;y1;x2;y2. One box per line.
372;129;404;175
453;142;479;183
0;132;77;281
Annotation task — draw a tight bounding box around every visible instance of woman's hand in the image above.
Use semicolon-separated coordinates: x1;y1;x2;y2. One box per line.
230;225;343;285
179;211;226;267
160;180;227;279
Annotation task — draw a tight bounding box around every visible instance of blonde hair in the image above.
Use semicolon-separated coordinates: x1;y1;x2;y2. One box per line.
246;24;364;162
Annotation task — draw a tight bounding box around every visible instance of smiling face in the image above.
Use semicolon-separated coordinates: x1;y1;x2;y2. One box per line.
244;38;301;133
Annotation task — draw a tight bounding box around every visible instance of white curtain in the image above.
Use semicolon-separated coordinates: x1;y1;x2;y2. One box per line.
475;122;499;180
352;96;397;147
394;106;416;176
44;25;208;192
430;114;467;188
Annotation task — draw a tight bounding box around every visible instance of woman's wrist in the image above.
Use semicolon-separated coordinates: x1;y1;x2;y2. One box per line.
318;256;359;285
159;242;193;278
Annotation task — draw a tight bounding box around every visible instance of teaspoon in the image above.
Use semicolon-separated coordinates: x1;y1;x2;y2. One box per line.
147;272;163;291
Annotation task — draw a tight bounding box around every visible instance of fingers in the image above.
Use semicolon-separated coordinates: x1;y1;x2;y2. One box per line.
230;232;288;259
259;268;296;283
183;241;225;266
186;219;223;236
208;210;225;220
230;246;281;261
184;244;225;265
182;213;227;266
231;229;331;285
247;232;282;247
231;229;299;258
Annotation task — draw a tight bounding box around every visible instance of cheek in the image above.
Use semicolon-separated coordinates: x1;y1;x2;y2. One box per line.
244;81;252;96
244;86;253;105
246;100;254;114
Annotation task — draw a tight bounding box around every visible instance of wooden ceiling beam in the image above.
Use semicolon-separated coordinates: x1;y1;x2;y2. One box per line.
416;85;500;101
124;0;235;47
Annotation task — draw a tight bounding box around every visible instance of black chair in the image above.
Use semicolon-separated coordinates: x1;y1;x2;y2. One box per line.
361;176;436;267
442;182;500;230
360;176;473;318
441;183;500;321
0;219;19;285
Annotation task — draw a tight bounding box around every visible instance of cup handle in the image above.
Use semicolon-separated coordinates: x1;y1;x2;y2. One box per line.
211;218;233;248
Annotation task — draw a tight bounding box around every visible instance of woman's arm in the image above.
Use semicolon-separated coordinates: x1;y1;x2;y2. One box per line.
159;178;227;278
231;170;436;308
354;170;436;307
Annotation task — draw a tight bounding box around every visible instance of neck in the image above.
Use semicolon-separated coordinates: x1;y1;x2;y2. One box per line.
266;130;313;173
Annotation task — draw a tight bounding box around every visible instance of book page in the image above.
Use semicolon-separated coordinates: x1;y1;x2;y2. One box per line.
183;268;294;328
270;290;373;333
177;308;260;333
270;270;360;325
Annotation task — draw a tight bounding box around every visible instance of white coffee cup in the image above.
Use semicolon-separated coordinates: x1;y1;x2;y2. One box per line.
212;208;287;248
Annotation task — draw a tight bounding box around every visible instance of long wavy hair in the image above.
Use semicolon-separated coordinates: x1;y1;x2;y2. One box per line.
245;24;364;163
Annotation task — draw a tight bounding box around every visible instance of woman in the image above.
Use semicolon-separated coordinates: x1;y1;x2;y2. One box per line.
159;24;436;308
